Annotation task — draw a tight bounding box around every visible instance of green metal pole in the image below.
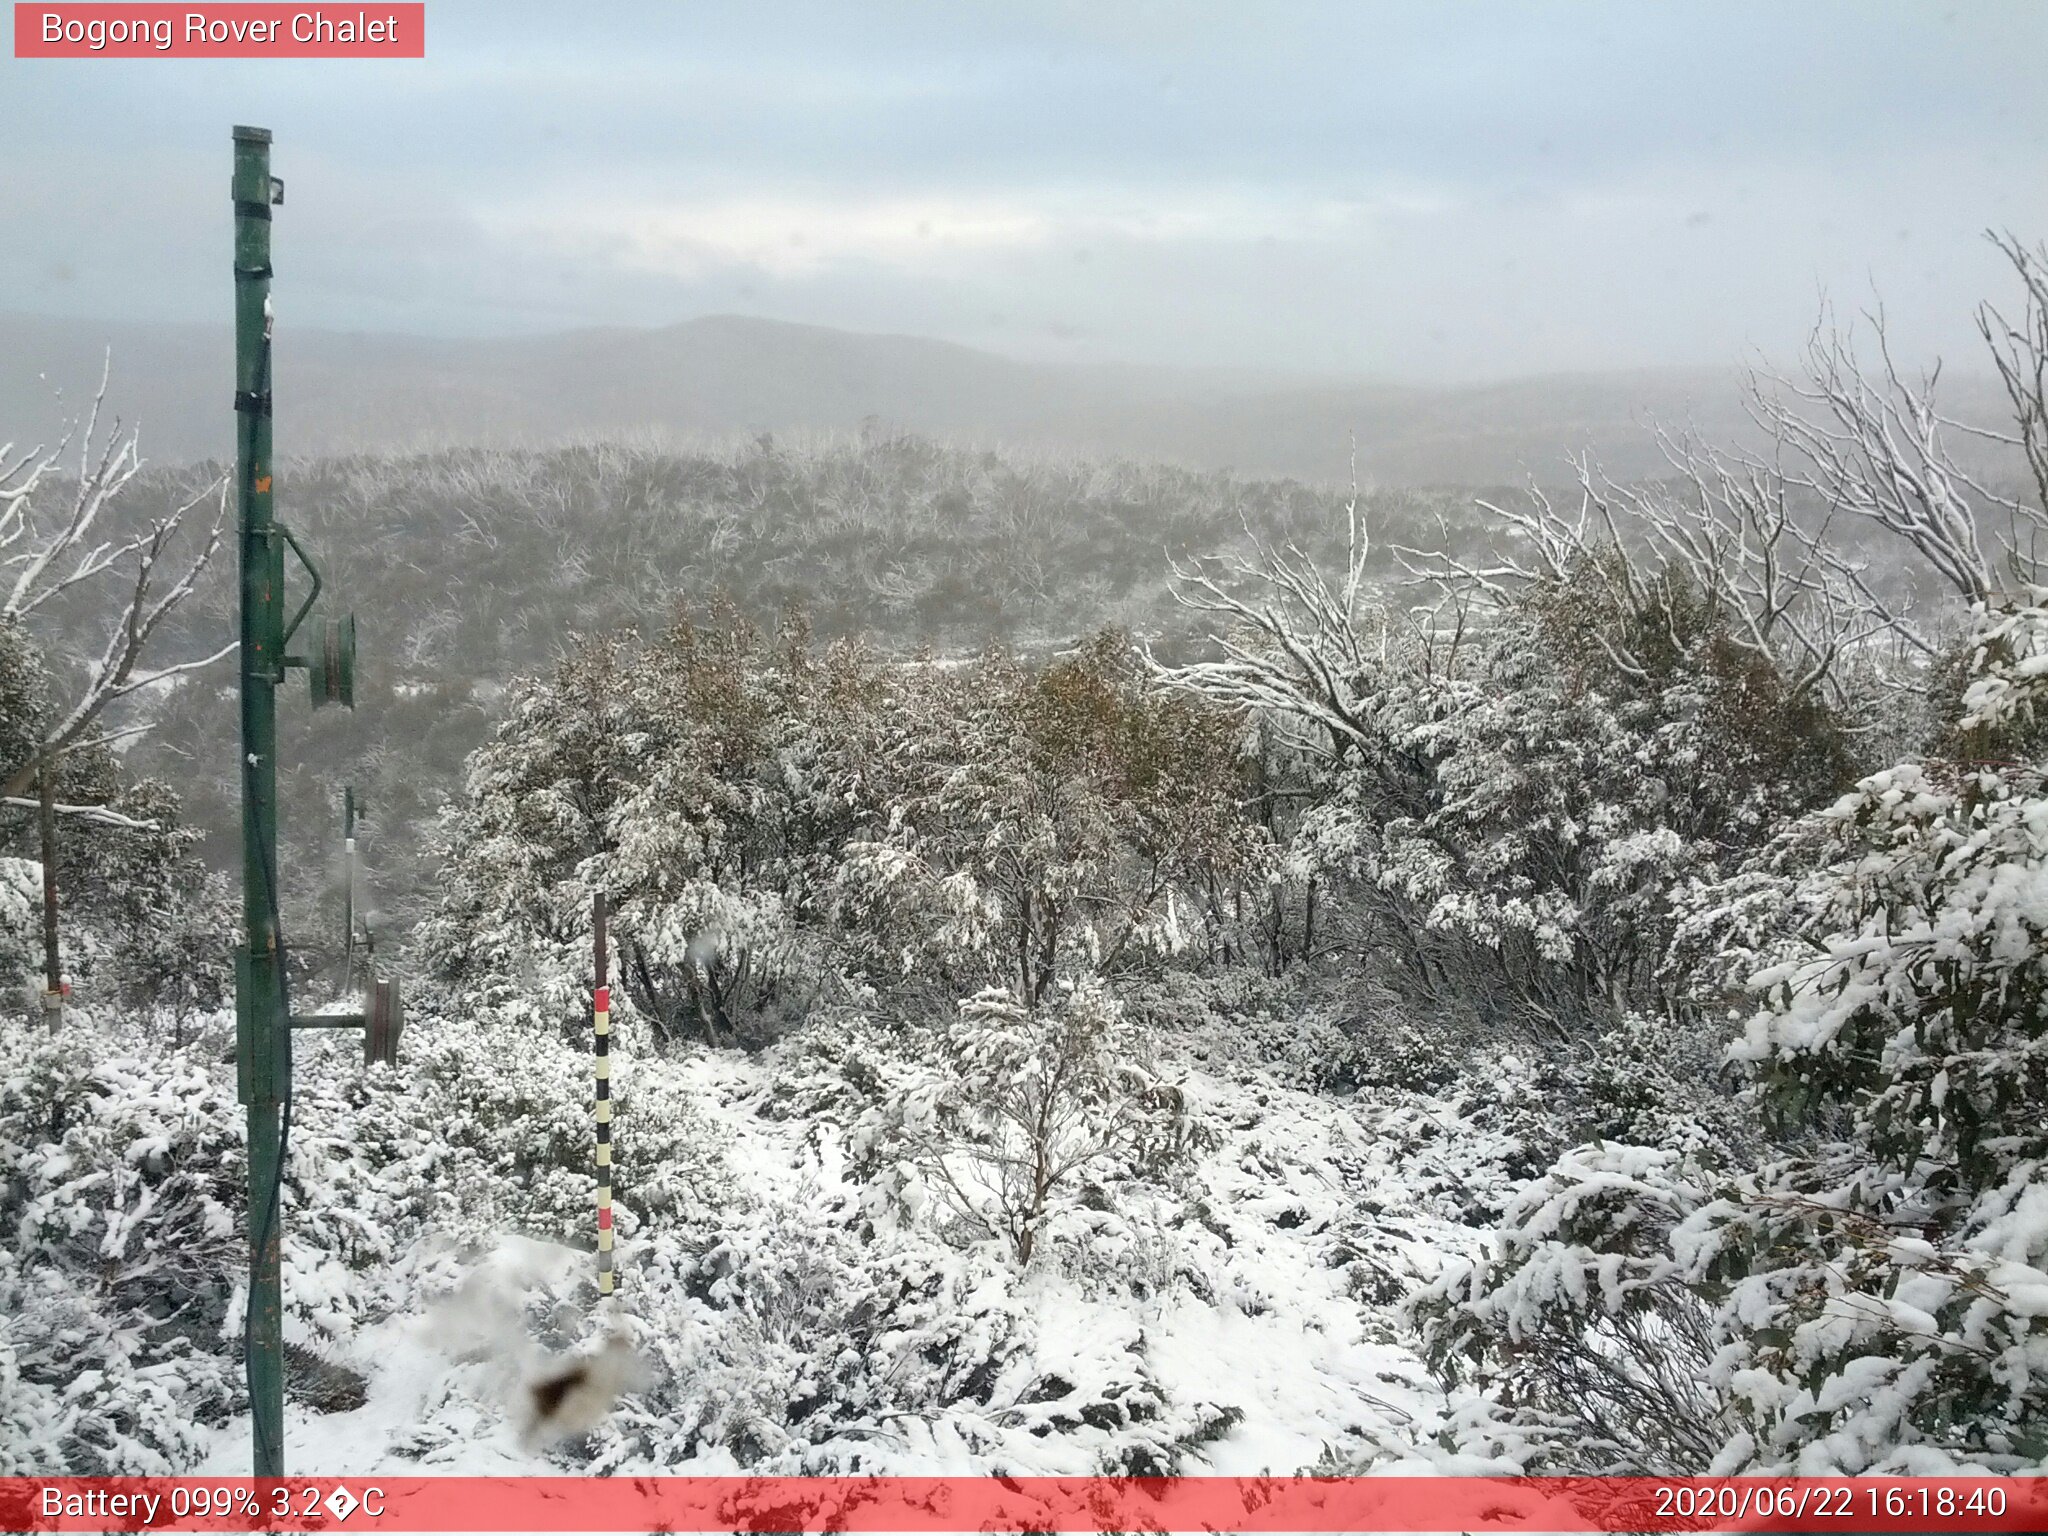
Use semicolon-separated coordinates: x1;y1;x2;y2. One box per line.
232;123;287;1480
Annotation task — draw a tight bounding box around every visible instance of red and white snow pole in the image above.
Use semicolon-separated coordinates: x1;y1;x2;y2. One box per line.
593;890;615;1296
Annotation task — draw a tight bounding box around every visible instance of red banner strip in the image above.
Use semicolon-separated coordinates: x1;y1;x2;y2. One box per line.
13;5;425;58
3;1476;2045;1532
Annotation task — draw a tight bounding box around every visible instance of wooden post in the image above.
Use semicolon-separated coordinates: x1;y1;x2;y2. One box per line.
38;748;62;1028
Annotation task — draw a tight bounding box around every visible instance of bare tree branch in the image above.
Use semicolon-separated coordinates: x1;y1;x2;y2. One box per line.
0;795;160;831
1;363;234;801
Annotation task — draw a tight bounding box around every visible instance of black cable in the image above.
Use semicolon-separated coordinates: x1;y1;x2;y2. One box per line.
241;324;293;1474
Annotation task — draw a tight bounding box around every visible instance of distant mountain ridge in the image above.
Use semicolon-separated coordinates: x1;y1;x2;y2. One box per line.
0;310;2009;488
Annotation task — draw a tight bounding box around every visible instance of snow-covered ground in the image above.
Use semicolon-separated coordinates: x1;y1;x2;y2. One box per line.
187;1035;1480;1477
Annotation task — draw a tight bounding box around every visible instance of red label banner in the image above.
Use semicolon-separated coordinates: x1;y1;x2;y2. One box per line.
13;5;425;57
2;1476;2045;1533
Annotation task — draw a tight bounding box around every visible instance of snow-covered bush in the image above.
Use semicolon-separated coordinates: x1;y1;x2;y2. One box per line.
603;610;868;1047
1412;594;2048;1475
432;614;1265;1054
0;856;37;998
0;943;747;1474
0;1013;244;1473
608;1202;1034;1470
852;982;1208;1264
599;1186;1244;1477
106;864;235;1045
756;997;911;1132
1408;1141;1732;1473
1684;594;2048;1472
1125;967;1460;1097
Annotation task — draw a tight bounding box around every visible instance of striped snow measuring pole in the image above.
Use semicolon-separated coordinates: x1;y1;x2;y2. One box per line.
593;890;615;1295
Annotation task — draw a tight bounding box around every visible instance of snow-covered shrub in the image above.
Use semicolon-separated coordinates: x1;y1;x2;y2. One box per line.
1319;1009;1465;1095
0;948;744;1476
1357;609;1844;1039
295;1002;595;1253
1128;967;1458;1097
1679;596;2048;1472
1481;1011;1751;1167
432;612;1267;1062
606;1201;1038;1471
1409;1141;1731;1473
107;865;235;1046
603;611;868;1048
0;856;37;999
852;982;1208;1264
1412;595;2048;1475
0;616;47;803
757;997;915;1134
1160;486;1871;1049
1168;979;1348;1088
602;1186;1245;1476
337;993;732;1253
0;1013;244;1473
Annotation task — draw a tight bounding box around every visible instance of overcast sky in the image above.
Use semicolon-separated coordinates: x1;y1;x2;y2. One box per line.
4;1;2045;381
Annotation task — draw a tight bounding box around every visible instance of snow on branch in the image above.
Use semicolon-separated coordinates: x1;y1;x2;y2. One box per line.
1395;237;2048;706
1149;470;1389;761
1752;312;1996;603
0;795;160;831
1389;429;1932;710
1;357;233;801
1747;232;2048;606
1972;231;2048;550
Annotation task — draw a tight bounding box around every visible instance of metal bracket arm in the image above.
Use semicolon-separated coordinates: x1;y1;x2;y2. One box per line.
277;522;323;653
289;1013;365;1030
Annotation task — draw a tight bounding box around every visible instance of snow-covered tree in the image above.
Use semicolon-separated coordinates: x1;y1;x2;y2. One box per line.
0;374;231;1033
0;595;225;1029
837;631;1262;1007
425;603;879;1046
603;608;859;1046
1160;520;1851;1041
1;370;230;807
1699;591;2048;1470
1412;591;2048;1474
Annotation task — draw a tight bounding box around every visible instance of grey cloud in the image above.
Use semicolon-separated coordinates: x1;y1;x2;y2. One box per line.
2;0;2044;380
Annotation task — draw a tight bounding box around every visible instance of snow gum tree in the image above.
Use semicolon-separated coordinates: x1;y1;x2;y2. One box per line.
425;602;873;1046
0;373;231;1026
1;373;230;806
836;629;1264;1005
0;603;222;1025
